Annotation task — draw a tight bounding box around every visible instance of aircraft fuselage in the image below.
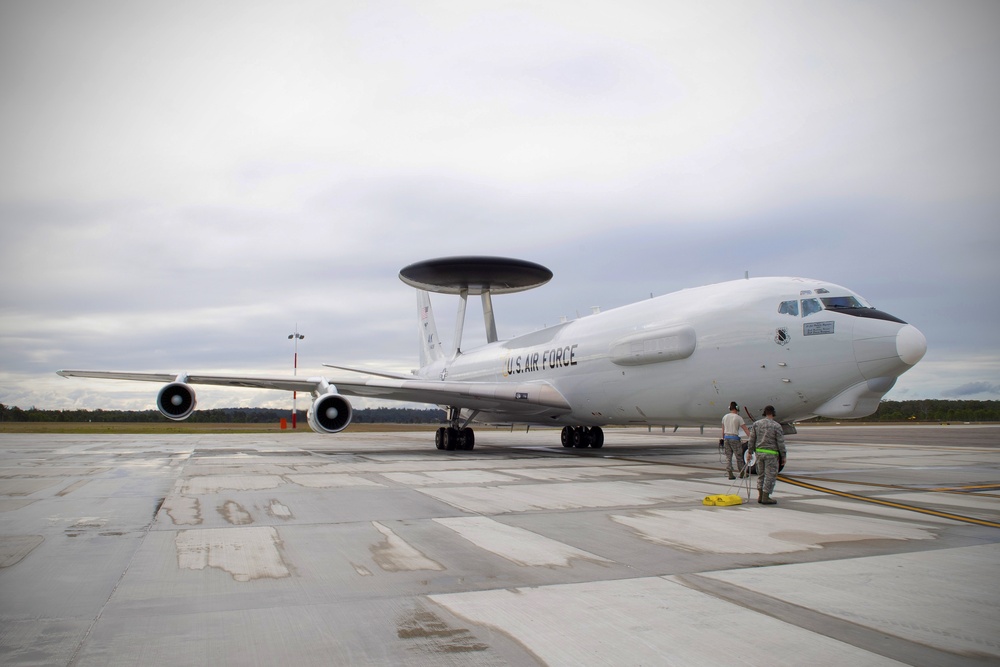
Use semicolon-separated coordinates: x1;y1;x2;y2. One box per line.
420;276;924;427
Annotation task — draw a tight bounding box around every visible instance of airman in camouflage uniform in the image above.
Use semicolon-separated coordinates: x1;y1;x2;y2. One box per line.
747;405;786;505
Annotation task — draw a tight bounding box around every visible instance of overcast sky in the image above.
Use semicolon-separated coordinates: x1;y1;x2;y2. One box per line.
2;0;998;413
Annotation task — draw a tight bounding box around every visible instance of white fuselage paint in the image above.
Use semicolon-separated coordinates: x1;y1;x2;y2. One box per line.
416;277;924;427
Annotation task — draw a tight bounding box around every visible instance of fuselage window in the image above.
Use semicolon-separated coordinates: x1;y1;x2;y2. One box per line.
801;298;823;317
778;300;799;316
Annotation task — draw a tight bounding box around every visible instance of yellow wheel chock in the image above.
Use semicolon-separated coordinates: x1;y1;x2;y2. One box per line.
703;494;743;506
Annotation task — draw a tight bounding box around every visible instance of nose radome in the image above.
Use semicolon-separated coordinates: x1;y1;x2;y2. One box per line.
853;319;925;380
897;324;927;366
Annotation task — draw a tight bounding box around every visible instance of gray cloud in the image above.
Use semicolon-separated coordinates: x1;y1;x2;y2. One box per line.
942;382;1000;398
2;1;998;410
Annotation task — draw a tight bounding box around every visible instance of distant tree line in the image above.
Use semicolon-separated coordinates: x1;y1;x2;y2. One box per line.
835;399;1000;423
0;404;447;424
1;400;997;424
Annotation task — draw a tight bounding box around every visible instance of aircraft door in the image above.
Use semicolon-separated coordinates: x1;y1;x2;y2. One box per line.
600;377;626;422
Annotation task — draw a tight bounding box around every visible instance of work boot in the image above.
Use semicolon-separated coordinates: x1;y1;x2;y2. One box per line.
738;468;746;479
728;472;736;480
761;493;777;505
757;489;763;504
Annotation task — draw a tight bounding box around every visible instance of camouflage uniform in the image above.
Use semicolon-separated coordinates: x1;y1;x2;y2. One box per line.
748;416;786;497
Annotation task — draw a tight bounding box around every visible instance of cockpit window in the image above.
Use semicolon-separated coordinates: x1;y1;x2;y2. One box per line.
777;293;903;322
801;298;823;317
778;300;799;316
822;296;867;309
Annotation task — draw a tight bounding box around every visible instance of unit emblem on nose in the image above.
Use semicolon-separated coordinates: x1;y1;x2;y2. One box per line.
775;328;790;346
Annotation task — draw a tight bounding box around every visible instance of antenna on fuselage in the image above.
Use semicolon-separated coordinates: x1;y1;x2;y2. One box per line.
398;256;553;356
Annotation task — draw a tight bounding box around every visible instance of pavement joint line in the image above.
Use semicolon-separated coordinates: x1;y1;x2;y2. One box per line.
669;572;993;667
65;475;173;666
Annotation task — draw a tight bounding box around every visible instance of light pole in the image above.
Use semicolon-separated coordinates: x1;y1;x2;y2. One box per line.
288;327;304;428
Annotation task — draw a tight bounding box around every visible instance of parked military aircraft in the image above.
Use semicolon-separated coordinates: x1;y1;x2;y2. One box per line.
58;256;926;450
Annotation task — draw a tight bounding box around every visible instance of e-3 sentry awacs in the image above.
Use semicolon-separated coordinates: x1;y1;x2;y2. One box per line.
58;256;926;451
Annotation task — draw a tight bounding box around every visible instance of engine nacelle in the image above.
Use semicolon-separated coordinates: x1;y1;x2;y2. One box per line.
157;382;197;420
307;393;353;433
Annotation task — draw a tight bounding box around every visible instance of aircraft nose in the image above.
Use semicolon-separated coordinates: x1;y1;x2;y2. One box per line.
853;320;926;380
896;324;927;366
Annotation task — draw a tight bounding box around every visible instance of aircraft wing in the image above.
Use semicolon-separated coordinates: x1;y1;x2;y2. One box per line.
331;376;572;416
321;364;413;380
57;370;323;394
56;369;572;416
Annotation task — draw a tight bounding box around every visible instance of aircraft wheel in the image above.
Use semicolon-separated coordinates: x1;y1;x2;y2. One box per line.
572;427;587;448
561;426;573;447
435;427;445;450
444;427;458;451
462;428;475;450
590;427;604;448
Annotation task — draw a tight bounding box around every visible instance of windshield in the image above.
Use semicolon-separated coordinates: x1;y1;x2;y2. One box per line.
822;296;868;309
776;294;892;318
801;298;823;317
778;300;799;316
818;295;906;323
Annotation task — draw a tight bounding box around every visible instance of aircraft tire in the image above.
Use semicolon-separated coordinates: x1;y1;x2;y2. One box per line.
462;428;475;450
444;427;458;451
572;427;587;448
561;426;573;448
435;427;445;450
590;427;605;448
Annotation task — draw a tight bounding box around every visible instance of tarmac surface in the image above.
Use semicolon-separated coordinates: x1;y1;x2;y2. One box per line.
1;424;998;666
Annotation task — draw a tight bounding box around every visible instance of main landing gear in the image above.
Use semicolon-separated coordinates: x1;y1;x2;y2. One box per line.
435;426;475;451
436;406;476;451
561;426;604;449
433;411;604;452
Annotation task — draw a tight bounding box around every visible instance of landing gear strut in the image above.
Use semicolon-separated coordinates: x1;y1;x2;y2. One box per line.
436;407;475;451
560;426;604;449
434;426;474;450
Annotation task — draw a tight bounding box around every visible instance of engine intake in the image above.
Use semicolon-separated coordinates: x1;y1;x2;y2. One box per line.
157;382;197;420
308;393;353;433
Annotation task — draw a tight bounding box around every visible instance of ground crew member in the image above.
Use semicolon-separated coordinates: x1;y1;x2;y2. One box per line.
748;405;786;505
721;401;750;480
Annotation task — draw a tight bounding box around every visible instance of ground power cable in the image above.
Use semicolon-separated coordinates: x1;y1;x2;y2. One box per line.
560;443;1000;525
778;474;1000;529
723;447;755;503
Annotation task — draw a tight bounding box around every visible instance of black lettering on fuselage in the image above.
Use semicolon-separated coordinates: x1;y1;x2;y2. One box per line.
501;344;579;376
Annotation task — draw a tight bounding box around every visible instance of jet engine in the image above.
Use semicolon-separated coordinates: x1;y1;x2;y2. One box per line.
157;382;197;420
308;393;353;433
